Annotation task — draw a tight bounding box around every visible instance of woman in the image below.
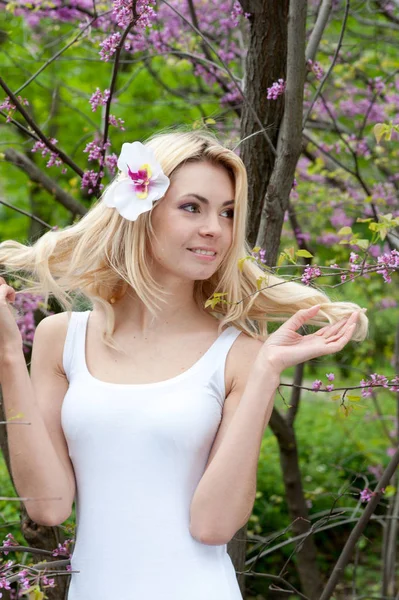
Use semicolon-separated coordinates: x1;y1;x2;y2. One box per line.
0;129;368;599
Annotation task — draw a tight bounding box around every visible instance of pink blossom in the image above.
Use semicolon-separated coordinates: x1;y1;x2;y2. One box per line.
267;78;285;100
360;373;390;397
109;114;126;130
89;88;110;112
326;373;335;381
81;169;103;194
326;384;334;392
360;488;373;502
301;265;322;285
105;153;118;174
308;59;324;80
83;140;111;163
312;380;322;391
99;32;121;61
376;249;399;284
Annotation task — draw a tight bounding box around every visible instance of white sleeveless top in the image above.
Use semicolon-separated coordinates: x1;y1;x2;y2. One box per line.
61;310;244;600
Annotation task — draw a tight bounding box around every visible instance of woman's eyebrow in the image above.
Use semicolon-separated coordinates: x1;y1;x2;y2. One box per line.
180;193;235;206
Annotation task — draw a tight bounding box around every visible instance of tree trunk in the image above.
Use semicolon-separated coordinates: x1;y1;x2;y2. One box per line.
239;0;289;247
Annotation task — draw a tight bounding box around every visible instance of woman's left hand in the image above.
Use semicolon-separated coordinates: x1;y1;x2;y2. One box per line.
257;304;361;375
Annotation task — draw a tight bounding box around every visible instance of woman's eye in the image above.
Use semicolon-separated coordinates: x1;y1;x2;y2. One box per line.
180;203;234;219
181;203;199;213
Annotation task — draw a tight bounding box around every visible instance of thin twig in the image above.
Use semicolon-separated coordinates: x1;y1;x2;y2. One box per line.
0;78;84;177
303;0;350;128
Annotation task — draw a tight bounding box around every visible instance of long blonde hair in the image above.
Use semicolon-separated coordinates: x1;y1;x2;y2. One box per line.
0;127;369;350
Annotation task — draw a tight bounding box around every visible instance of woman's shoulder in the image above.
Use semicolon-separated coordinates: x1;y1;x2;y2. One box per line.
225;328;264;392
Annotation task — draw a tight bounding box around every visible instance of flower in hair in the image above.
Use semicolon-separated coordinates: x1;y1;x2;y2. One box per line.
102;141;170;221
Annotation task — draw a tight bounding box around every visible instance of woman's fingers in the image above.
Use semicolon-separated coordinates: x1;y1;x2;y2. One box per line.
315;318;348;338
325;313;359;345
315;310;360;339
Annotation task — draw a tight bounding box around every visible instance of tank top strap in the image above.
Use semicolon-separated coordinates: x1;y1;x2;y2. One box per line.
63;310;90;382
198;325;243;404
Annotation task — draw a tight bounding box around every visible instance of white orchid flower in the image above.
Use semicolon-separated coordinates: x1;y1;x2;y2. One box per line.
102;141;170;221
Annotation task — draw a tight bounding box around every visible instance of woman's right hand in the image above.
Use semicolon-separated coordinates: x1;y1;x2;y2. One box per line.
0;277;23;359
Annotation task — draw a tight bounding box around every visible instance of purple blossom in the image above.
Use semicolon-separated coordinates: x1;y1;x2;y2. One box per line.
230;0;251;26
52;540;72;557
368;76;386;96
109;114;126;130
312;380;322;391
99;32;121;61
81;169;103;194
251;247;266;264
1;533;18;556
330;208;353;229
368;464;383;479
267;78;285;100
360;488;373;502
378;298;397;309
105;153;118;174
326;384;334;392
376;249;399;283
89;88;110;112
83;140;111;163
308;59;324;80
326;373;335;381
360;373;390;397
301;265;321;285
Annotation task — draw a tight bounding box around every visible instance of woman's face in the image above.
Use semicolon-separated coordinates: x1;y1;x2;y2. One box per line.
149;161;235;282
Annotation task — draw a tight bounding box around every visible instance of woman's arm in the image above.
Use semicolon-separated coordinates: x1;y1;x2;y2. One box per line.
189;345;278;545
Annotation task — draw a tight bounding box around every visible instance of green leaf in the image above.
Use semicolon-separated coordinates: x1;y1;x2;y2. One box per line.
256;275;269;290
373;123;389;144
296;249;314;258
204;292;228;309
238;255;255;271
338;226;352;236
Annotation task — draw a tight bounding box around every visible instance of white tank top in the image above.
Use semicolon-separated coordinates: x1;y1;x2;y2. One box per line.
61;310;244;600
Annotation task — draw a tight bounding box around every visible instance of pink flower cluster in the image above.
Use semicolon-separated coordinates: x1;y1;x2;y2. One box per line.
52;539;73;557
89;88;111;112
1;533;19;556
105;153;118;175
99;32;121;61
368;76;385;96
109;114;125;130
231;0;251;26
251;247;266;263
307;59;324;80
12;292;53;355
360;373;399;397
84;140;111;163
360;487;385;502
312;373;335;392
31;138;66;173
267;78;286;100
0;535;56;597
0;95;29;122
81;169;104;194
301;265;322;285
376;249;399;284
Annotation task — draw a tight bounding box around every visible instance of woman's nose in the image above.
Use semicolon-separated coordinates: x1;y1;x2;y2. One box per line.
199;215;223;237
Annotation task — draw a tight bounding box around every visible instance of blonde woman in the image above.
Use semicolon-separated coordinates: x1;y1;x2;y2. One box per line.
0;129;368;599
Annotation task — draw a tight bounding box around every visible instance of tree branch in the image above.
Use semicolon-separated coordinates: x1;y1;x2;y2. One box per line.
302;0;350;128
306;0;333;61
3;148;87;216
0;78;84;177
